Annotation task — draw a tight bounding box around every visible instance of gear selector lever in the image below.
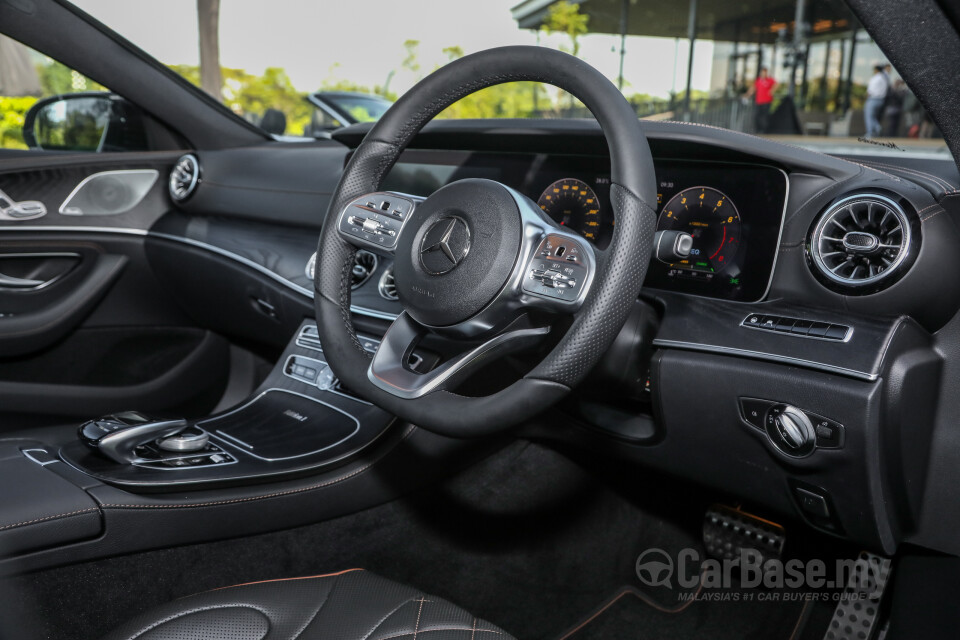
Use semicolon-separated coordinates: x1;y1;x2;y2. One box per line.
78;411;192;464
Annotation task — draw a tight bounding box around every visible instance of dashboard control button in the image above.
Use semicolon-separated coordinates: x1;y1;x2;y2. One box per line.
794;487;831;519
774;317;795;332
812;416;845;448
522;235;589;302
807;322;831;337
765;404;816;456
759;316;777;330
790;320;812;335
739;397;771;430
825;324;850;340
744;313;762;326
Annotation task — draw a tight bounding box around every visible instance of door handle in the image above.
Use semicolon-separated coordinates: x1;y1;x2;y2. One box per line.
0;272;45;289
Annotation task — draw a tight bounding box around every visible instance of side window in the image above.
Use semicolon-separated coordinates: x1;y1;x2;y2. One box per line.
0;34;147;152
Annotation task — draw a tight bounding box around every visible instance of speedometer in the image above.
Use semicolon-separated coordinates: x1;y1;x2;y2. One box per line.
658;187;741;273
537;178;602;244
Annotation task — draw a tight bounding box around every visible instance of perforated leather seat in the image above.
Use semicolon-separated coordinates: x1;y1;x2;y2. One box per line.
101;569;515;640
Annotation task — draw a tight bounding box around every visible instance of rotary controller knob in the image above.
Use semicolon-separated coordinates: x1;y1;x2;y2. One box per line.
766;405;816;456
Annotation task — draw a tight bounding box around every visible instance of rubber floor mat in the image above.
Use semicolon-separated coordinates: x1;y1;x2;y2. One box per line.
556;584;817;640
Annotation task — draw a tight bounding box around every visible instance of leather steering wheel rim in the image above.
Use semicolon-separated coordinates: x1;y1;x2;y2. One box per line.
314;45;658;437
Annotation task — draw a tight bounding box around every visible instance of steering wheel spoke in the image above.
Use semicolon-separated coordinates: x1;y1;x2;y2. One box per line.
438;186;598;338
368;312;551;399
315;46;657;436
336;191;424;256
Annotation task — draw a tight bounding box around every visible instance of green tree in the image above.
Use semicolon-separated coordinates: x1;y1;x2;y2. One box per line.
442;46;464;62
35;60;104;95
167;64;312;135
541;1;589;57
438;82;550;119
402;40;421;74
0;96;37;149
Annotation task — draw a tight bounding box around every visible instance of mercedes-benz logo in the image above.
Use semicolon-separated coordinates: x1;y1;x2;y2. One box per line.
419;216;471;275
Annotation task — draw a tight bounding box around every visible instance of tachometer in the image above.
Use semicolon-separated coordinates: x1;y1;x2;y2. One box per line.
537;178;602;244
658;187;741;273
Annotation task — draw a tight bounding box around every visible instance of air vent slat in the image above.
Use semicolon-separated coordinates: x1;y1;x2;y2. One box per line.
350;250;378;289
304;250;377;290
378;266;398;301
809;194;915;293
169;154;199;202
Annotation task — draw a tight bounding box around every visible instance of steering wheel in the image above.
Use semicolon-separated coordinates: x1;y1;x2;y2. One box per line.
315;46;657;437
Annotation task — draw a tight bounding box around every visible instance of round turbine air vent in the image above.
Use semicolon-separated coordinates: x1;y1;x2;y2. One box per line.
809;194;916;293
169;154;200;201
304;250;378;290
350;250;378;289
378;265;399;300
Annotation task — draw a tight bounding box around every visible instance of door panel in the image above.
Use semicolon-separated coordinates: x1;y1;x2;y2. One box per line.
0;154;231;428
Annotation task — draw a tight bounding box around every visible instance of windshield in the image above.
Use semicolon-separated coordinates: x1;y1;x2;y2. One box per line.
63;0;946;157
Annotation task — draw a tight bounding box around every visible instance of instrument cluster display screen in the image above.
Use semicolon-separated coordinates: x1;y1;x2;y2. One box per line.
384;151;787;303
647;162;787;302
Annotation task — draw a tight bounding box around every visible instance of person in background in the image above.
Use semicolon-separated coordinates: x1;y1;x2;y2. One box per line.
865;63;890;138
884;79;907;137
747;67;776;134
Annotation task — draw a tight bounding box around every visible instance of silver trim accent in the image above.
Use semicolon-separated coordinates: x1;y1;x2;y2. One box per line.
0;226;149;235
169;154;200;201
305;252;316;281
809;194;912;288
336;191;423;254
368;312;551;399
97;418;189;465
0;252;81;291
415;184;597;339
0;188;46;221
131;445;238;471
739;314;853;343
214;430;254;450
203;388;361;462
652;338;878;381
283;354;334;390
59;169;159;216
21;449;58;466
378;265;399;301
157;429;210;452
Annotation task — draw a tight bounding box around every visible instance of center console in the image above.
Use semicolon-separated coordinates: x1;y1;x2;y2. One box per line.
57;319;410;489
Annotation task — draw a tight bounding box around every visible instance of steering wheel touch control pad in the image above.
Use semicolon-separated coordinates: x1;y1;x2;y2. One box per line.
523;234;591;303
337;192;420;253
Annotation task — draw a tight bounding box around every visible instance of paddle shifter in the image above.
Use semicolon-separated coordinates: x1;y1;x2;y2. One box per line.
78;411;210;465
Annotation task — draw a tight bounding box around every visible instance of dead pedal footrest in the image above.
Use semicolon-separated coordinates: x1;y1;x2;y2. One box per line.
824;551;892;640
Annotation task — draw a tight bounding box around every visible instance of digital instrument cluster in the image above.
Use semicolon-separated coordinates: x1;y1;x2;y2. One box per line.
384;151;787;302
530;163;786;302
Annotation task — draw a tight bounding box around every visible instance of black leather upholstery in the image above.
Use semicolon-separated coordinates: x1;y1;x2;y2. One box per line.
314;46;657;436
101;569;515;640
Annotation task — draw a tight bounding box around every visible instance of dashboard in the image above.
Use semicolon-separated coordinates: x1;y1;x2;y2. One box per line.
382;151;787;302
6;117;952;558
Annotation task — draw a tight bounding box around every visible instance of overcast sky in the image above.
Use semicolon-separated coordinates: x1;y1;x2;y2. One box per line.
69;0;713;98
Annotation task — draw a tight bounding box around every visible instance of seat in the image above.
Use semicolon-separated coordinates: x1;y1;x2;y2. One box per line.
100;569;515;640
